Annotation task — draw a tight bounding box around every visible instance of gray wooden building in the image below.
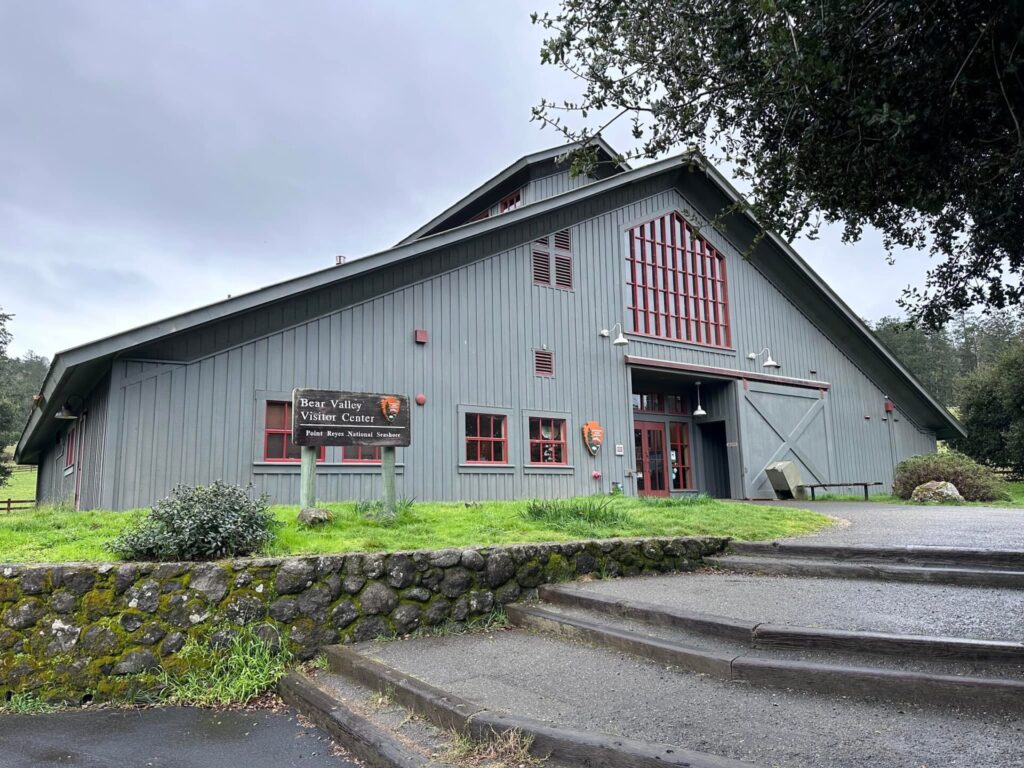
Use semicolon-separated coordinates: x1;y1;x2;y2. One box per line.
16;141;963;510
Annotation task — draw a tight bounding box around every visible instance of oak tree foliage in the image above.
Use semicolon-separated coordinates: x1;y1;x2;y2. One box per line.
533;1;1024;327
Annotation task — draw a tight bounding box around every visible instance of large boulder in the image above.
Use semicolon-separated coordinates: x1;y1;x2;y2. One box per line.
911;480;964;503
297;507;334;527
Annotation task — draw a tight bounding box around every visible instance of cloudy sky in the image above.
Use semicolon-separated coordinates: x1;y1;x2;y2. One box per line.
0;2;932;359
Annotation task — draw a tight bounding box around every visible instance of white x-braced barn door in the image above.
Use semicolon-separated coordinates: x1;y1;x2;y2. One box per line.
740;381;832;498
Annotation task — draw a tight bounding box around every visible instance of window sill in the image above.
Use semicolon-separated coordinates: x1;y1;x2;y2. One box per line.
625;333;736;355
63;466;75;477
458;463;516;475
253;462;404;475
524;465;575;475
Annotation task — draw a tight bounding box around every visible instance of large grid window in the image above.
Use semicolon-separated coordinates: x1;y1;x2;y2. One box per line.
342;445;381;463
465;413;508;464
528;417;567;465
264;402;324;462
627;212;731;347
670;422;692;491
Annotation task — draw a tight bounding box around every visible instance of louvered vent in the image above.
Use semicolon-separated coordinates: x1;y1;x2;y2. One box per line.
532;248;551;285
534;349;555;377
554;254;573;289
532;230;573;290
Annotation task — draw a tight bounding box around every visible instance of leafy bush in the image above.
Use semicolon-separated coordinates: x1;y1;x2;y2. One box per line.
161;624;290;706
109;481;276;561
892;451;1009;502
522;496;634;536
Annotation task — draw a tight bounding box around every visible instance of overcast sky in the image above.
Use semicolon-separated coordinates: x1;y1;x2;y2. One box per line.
0;1;933;359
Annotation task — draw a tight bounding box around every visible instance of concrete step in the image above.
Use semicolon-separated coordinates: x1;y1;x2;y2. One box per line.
538;583;1024;662
730;542;1024;569
507;602;1024;711
278;669;454;768
349;628;1024;768
707;554;1024;588
324;643;752;768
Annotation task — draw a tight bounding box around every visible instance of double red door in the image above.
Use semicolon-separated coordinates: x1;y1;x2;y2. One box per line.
634;421;669;496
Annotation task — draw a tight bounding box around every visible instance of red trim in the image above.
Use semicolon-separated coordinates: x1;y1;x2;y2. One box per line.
499;190;522;213
528;417;567;465
264;402;325;462
634;420;670;496
624;356;832;390
464;412;508;464
670;422;692;491
627;212;730;348
64;426;76;469
342;445;381;463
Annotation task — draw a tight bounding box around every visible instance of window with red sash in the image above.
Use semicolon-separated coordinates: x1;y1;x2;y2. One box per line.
670;422;692;491
465;413;508;464
65;426;77;469
528;417;567;464
499;190;523;213
627;211;730;347
264;402;325;462
342;445;381;463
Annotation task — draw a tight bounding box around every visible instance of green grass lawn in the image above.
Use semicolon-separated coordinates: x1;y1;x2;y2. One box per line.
1;467;37;501
815;480;1024;507
0;495;830;564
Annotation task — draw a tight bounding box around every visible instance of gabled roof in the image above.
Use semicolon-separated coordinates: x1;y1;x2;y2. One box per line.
16;145;963;462
396;137;629;245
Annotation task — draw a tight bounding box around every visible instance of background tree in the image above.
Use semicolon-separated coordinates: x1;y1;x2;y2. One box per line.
0;308;15;487
956;346;1024;477
533;1;1024;328
871;317;958;405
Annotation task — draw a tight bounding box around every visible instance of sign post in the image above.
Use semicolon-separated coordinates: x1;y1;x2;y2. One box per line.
291;389;411;517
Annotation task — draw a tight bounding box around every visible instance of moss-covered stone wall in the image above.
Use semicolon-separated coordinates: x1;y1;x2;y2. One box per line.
0;536;727;703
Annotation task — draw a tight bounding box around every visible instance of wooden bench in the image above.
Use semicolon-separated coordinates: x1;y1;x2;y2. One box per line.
800;482;883;501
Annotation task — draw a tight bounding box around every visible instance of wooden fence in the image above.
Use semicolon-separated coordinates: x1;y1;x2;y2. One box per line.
1;499;35;513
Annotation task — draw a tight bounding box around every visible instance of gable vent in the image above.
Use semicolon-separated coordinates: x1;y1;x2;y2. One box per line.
534;349;555;377
532;248;552;285
532;230;573;290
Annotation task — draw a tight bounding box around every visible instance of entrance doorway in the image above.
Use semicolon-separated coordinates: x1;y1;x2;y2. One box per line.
698;421;730;498
634;421;669;496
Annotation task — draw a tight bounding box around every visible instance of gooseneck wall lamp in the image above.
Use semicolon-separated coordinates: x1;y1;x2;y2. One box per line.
747;347;781;369
599;323;629;347
54;395;85;421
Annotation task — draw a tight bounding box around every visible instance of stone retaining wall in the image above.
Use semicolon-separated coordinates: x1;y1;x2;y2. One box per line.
0;536;727;702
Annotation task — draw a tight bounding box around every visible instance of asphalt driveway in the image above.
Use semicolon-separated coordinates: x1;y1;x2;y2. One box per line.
0;706;357;768
753;499;1024;548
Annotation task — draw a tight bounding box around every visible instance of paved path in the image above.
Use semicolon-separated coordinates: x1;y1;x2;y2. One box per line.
0;706;357;768
572;571;1022;639
752;500;1024;548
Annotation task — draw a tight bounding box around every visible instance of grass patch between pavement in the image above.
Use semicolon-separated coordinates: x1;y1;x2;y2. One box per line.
0;495;830;564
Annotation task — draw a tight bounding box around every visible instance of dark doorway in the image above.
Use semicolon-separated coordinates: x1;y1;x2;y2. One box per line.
698;421;730;498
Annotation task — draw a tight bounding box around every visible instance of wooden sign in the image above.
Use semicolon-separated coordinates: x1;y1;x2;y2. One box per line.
291;389;411;447
582;420;604;456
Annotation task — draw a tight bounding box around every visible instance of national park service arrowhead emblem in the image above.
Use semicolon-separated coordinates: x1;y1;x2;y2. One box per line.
380;396;401;422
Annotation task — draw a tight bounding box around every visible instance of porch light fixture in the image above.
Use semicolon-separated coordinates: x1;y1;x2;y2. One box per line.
693;382;708;417
599;323;629;347
54;395;84;421
748;347;781;369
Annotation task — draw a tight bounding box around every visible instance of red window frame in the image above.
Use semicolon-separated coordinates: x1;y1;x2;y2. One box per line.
264;401;325;463
670;422;693;491
342;445;381;463
627;212;731;347
64;426;77;469
465;413;508;464
499;190;523;213
529;417;567;465
632;392;664;413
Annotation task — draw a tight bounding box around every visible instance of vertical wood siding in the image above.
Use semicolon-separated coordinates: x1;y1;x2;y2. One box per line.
53;183;935;509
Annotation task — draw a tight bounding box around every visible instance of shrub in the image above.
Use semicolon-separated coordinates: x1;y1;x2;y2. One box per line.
892;451;1009;502
955;345;1024;479
161;624;291;706
109;481;276;561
